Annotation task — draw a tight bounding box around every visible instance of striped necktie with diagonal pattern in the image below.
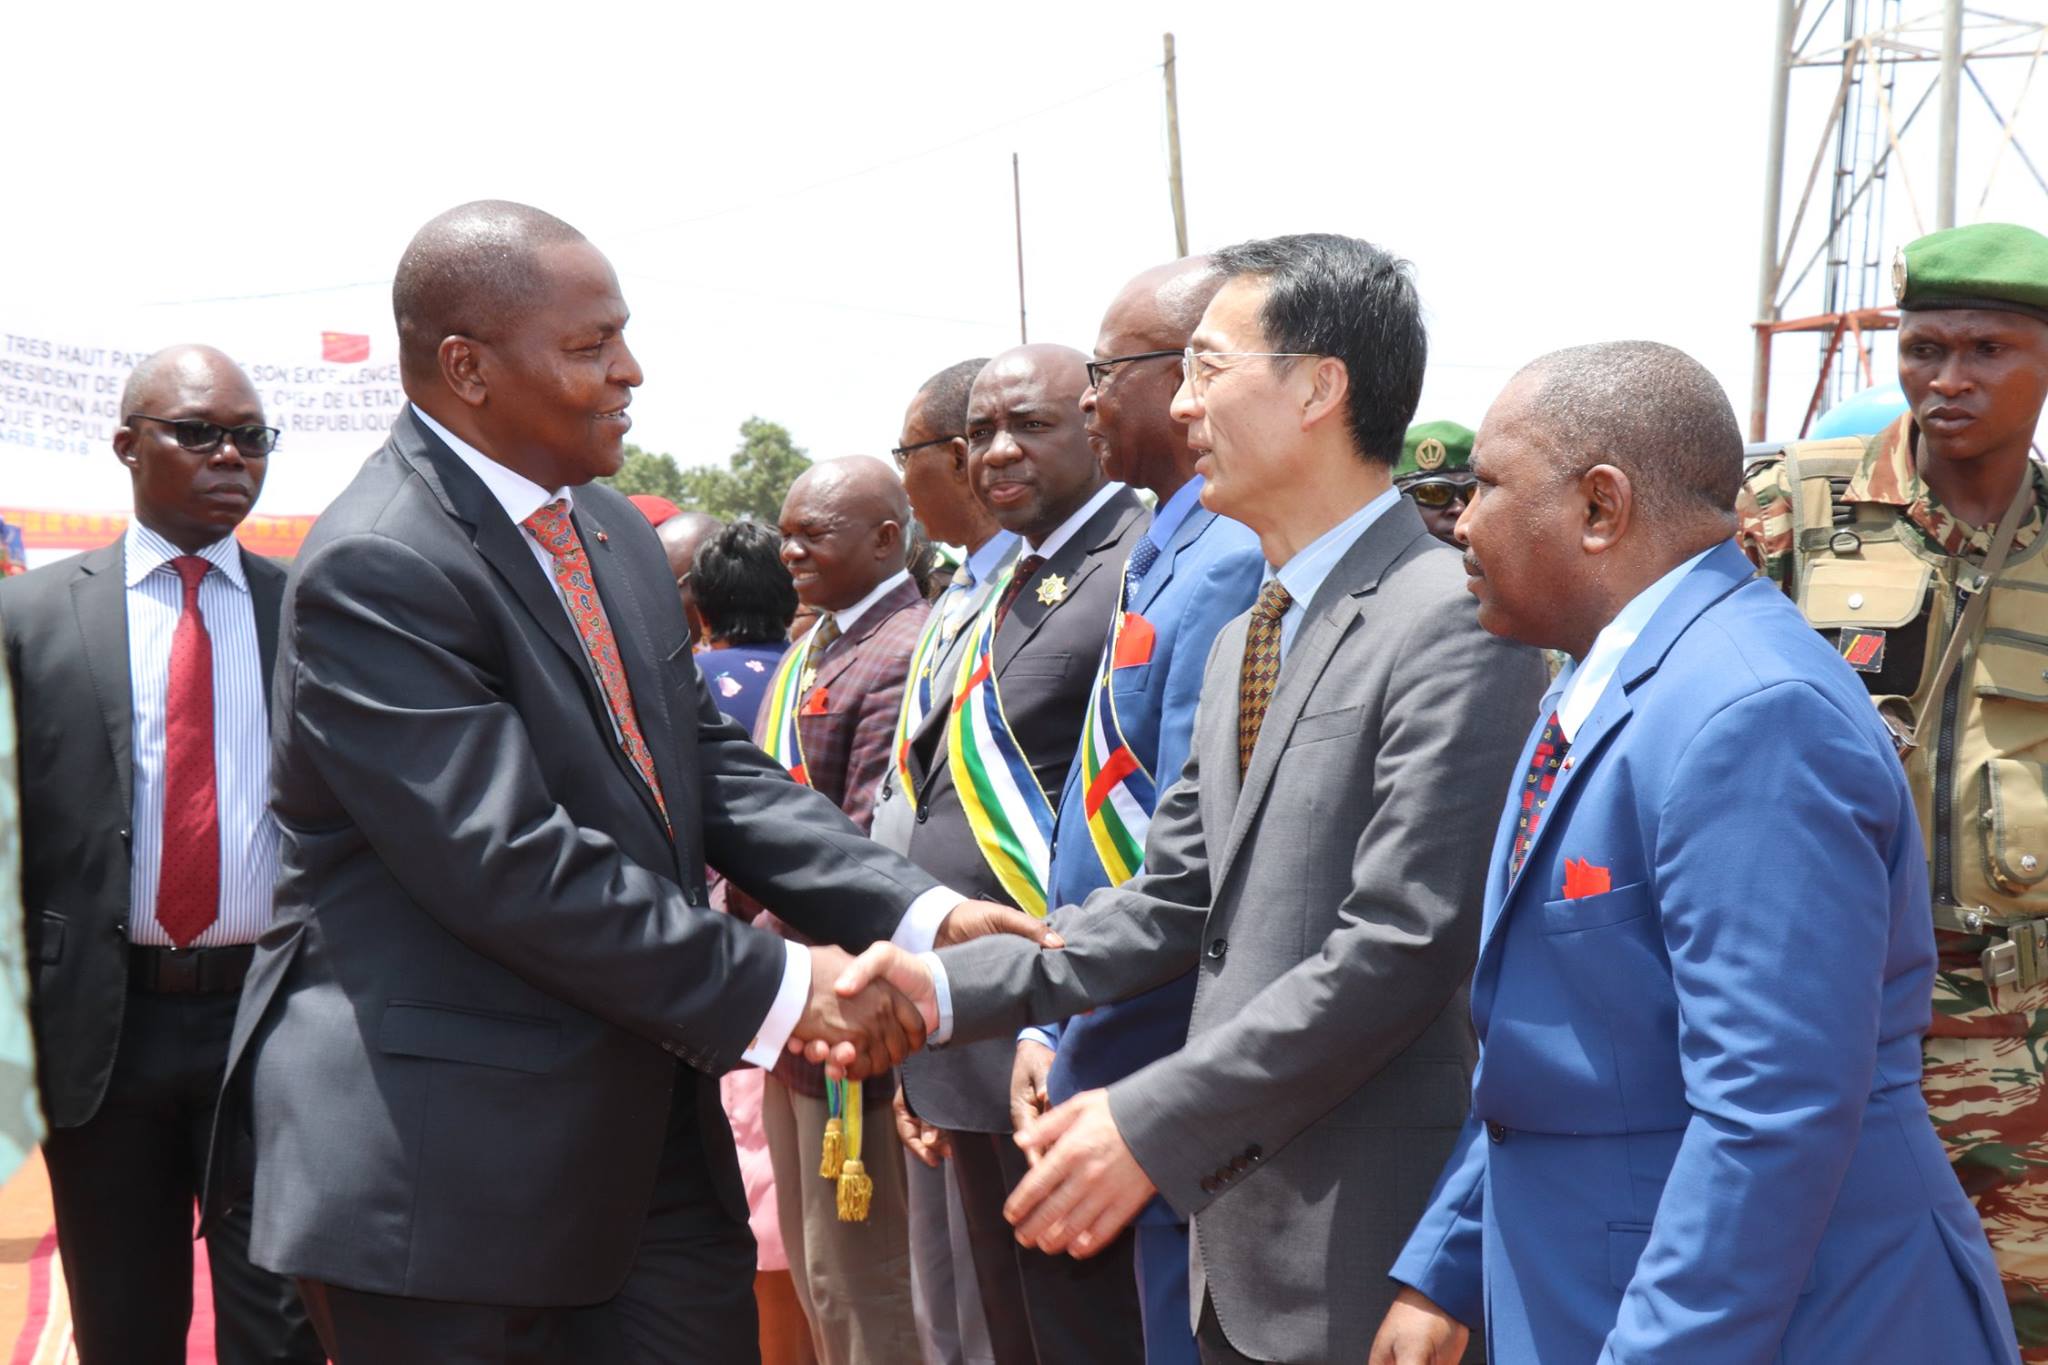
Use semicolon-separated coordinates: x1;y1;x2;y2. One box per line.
522;499;667;820
1236;580;1293;775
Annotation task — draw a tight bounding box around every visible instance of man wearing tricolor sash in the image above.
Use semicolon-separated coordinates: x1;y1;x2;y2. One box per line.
730;457;932;1365
898;344;1150;1364
1010;257;1264;1365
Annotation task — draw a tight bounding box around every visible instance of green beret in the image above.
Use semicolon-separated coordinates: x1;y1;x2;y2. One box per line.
1895;223;2048;325
1395;420;1475;481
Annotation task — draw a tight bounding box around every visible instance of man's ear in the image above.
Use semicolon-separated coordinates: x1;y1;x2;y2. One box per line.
438;336;489;408
1299;356;1351;433
1580;464;1633;555
112;423;138;469
946;437;970;480
875;518;903;561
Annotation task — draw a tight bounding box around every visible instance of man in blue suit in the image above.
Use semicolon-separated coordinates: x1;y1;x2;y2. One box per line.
1007;256;1264;1363
1375;340;2018;1364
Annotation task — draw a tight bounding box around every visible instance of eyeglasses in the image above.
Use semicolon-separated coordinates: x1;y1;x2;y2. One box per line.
890;434;961;470
1085;350;1182;390
1404;478;1476;509
128;415;280;456
1179;347;1321;396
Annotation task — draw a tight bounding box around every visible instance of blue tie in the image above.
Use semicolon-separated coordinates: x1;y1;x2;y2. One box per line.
938;565;977;639
1124;537;1161;601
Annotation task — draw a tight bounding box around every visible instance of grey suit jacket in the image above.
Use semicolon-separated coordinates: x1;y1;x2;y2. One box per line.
939;498;1546;1362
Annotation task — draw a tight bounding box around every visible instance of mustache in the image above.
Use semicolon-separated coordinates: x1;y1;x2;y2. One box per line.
1463;552;1484;578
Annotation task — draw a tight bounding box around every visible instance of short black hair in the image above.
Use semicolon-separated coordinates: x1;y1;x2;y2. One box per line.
1517;341;1744;521
392;200;586;378
917;358;990;436
1209;233;1427;465
692;519;796;646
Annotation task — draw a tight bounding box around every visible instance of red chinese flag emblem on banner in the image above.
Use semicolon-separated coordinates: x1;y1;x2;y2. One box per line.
322;332;371;363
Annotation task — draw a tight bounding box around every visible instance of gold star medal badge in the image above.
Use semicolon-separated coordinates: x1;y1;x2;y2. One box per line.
1035;573;1069;606
1415;437;1447;472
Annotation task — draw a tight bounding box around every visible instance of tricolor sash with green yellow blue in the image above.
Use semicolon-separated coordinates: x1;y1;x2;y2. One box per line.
1077;575;1158;886
946;562;1056;916
758;621;824;785
891;606;950;814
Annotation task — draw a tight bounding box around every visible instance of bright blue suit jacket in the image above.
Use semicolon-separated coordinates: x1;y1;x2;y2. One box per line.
1043;501;1264;1119
1391;541;2017;1365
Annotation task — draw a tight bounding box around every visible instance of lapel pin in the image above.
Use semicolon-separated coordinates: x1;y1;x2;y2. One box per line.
595;530;608;544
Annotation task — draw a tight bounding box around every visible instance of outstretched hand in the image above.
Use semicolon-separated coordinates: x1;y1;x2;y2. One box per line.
784;944;924;1080
1005;1089;1155;1257
934;898;1066;951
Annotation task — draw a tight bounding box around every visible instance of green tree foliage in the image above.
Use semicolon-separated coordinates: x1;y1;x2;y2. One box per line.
677;417;812;522
597;444;686;503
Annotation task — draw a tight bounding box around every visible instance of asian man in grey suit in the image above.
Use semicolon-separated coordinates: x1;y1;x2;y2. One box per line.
834;235;1547;1364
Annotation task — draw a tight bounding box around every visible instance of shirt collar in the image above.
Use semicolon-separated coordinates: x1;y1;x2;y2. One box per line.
828;569;913;634
1144;476;1206;554
412;403;573;530
123;520;248;592
1024;481;1126;561
959;530;1019;590
1268;484;1402;608
1552;547;1714;742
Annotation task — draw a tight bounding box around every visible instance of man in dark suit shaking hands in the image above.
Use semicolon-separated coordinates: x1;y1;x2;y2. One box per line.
216;200;1043;1365
1;345;322;1364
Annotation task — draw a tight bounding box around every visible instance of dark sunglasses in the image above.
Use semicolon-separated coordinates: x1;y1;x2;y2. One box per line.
1406;478;1475;509
128;414;280;456
1085;349;1182;390
890;434;962;470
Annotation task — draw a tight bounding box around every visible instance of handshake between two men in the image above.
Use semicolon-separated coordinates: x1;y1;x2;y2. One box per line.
785;920;1155;1265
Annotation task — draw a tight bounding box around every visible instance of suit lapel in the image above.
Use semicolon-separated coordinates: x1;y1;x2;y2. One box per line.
69;544;133;820
1213;503;1426;886
242;551;284;687
1129;504;1216;617
575;498;680;839
993;490;1143;676
815;579;922;695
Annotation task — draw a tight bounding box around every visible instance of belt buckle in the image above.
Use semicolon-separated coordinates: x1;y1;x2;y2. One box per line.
1983;939;2021;991
2011;920;2048;991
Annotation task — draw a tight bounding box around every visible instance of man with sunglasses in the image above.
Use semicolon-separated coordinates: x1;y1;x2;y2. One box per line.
1394;420;1477;545
0;345;321;1363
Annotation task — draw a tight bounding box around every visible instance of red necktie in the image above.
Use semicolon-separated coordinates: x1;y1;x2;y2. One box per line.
1508;712;1569;879
521;500;668;820
156;556;220;947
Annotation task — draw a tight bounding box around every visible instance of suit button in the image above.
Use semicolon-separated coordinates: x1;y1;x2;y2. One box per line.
1488;1122;1507;1144
1200;1175;1219;1194
915;805;930;824
1206;939;1227;961
1230;1156;1249;1173
1246;1145;1262;1162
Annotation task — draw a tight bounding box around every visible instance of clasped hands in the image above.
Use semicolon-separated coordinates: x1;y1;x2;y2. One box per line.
782;900;1059;1080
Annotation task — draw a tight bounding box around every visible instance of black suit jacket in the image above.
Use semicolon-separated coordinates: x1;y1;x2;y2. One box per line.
900;485;1148;1132
0;539;283;1131
215;410;942;1307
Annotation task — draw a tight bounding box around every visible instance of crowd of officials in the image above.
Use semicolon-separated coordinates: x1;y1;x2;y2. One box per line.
1;199;2045;1365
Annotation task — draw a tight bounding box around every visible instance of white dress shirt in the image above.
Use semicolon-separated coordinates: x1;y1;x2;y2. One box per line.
824;569;913;635
1022;480;1128;562
124;522;276;947
1549;547;1715;742
412;405;958;1065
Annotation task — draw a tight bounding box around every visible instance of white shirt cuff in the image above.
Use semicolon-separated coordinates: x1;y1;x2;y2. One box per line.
895;886;963;953
920;951;955;1045
741;940;811;1069
1018;1027;1059;1051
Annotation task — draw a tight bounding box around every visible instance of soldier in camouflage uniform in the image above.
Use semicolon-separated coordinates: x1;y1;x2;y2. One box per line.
1739;221;2048;1356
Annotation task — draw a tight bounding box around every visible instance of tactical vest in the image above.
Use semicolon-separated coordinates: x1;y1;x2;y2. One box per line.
1758;436;2048;933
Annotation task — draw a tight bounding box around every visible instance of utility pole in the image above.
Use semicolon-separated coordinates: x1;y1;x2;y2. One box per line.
1751;0;1799;440
1164;32;1189;256
1936;0;1964;228
1012;152;1028;344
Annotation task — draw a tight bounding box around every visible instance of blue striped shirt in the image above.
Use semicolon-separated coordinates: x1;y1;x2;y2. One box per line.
124;523;276;946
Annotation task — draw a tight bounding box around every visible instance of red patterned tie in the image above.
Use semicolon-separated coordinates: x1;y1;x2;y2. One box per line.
157;556;220;947
521;501;668;819
1508;712;1569;879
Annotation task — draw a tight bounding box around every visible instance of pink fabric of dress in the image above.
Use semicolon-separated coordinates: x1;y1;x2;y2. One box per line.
720;1065;787;1270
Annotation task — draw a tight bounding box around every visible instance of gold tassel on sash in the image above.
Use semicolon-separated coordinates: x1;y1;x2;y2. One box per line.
836;1079;871;1222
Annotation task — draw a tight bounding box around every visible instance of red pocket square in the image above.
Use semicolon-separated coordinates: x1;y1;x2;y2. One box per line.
801;687;831;716
1562;858;1612;900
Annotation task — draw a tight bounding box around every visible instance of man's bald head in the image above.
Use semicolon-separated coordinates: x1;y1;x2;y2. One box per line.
1088;256;1223;492
1510;340;1744;525
968;343;1102;540
778;455;911;610
392;200;587;382
119;343;256;424
657;509;724;640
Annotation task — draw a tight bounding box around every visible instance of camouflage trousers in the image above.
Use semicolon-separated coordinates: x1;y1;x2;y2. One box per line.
1927;932;2048;1359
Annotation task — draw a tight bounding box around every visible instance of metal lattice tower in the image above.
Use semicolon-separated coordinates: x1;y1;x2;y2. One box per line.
1750;0;2048;439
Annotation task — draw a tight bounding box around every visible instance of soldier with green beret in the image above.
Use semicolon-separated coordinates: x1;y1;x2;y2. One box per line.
1737;221;2048;1355
1396;419;1476;543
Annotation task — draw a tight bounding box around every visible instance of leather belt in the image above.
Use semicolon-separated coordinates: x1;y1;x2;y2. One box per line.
128;943;255;995
1932;903;2048;993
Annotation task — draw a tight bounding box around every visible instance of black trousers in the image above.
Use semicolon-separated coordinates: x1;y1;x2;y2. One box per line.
41;988;321;1365
299;1069;758;1365
950;1128;1145;1365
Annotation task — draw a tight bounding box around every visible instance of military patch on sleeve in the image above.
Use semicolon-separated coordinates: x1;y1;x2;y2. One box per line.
1840;629;1887;673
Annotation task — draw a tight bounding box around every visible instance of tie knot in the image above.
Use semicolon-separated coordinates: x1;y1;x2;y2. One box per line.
521;499;577;557
1252;580;1292;622
1016;554;1047;581
169;555;211;594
